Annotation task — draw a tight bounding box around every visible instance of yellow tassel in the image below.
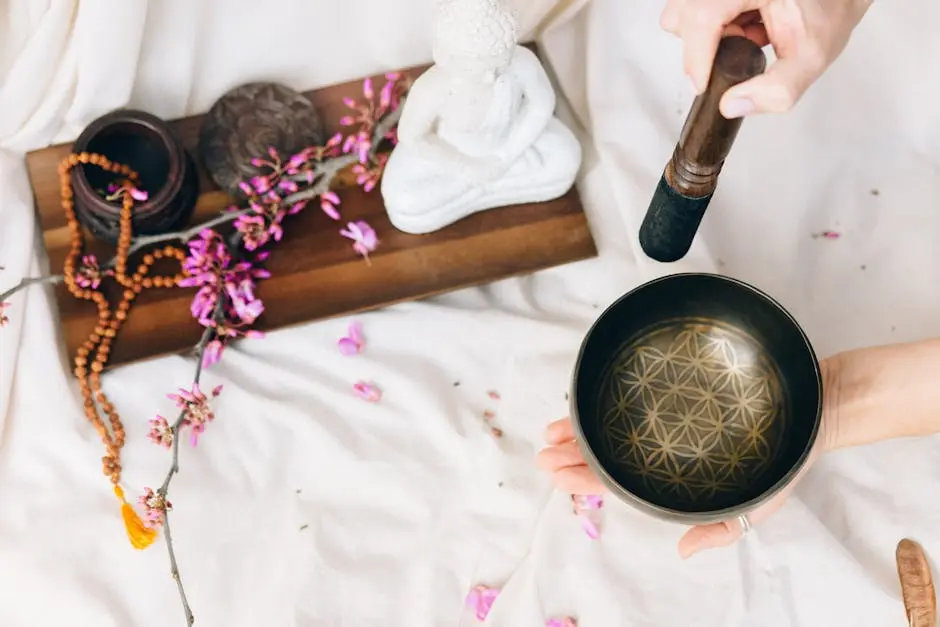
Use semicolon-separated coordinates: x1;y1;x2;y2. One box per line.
114;485;158;550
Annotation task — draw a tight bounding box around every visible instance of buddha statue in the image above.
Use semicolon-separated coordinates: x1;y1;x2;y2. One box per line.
380;0;583;235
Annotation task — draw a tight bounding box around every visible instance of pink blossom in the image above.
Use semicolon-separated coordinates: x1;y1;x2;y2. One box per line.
147;415;174;448
74;254;109;289
352;153;388;193
487;390;501;400
571;494;604;540
277;179;299;194
339;220;378;263
337;321;365;356
235;214;271;251
353;381;382;403
202;339;224;368
362;77;374;99
105;182;148;203
138;487;171;527
380;80;394;108
167;383;220;446
546;618;578;627
180;229;269;359
249;175;273;194
465;585;500;621
320;191;341;220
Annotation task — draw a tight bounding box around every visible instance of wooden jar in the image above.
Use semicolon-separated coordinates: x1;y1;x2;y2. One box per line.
71;109;198;244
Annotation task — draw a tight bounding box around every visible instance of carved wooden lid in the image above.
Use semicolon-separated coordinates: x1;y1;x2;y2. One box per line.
197;82;325;196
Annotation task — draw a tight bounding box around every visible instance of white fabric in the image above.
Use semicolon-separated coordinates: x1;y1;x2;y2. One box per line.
1;0;939;625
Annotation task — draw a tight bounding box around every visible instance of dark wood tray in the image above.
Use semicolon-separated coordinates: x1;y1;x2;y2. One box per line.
24;54;597;369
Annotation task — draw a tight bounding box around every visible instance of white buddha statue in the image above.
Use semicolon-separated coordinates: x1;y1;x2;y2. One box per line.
380;0;583;235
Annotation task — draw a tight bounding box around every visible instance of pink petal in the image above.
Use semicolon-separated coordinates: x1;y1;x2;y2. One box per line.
357;142;370;164
337;337;361;356
380;82;393;108
487;390;500;400
546;619;578;627
130;187;149;201
579;514;600;540
201;340;224;369
362;77;374;99
321;202;341;220
353;381;381;403
347;321;364;345
466;585;500;621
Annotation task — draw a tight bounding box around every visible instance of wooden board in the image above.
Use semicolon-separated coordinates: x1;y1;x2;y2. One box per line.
24;56;597;370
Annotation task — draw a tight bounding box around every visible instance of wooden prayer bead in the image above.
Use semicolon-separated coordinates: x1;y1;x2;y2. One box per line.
58;152;189;488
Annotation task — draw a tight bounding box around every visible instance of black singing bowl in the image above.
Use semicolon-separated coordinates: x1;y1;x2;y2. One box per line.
571;273;822;524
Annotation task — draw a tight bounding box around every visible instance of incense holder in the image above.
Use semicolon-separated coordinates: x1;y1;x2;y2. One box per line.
71;109;198;244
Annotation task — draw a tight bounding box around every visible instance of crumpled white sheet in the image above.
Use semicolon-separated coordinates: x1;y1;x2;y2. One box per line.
1;1;939;625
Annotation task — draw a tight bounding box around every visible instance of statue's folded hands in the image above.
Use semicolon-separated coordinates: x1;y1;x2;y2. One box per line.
381;0;582;235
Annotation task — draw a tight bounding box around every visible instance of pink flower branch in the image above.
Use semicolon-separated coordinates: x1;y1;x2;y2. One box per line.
2;73;411;627
0;75;408;327
143;294;227;627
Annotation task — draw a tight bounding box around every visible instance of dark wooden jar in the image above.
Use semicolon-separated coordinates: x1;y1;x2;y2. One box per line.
71;109;198;244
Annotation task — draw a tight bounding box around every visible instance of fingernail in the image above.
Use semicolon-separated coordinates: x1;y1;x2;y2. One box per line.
722;97;755;118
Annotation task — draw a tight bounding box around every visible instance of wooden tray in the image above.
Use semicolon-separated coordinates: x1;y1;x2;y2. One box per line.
24;55;597;369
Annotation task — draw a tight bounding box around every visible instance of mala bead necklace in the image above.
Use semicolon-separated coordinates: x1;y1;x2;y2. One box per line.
58;151;188;549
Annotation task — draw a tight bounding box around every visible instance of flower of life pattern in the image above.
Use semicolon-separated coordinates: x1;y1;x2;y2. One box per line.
597;320;786;505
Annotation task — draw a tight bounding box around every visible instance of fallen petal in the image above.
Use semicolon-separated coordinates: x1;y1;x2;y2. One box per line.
466;585;500;621
347;321;364;346
546;618;578;627
579;513;601;540
353;381;382;403
337;337;361;356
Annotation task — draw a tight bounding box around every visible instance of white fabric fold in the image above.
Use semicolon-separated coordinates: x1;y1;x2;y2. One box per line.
0;1;938;625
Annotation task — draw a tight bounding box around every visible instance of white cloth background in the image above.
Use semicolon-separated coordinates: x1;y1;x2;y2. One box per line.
1;1;938;625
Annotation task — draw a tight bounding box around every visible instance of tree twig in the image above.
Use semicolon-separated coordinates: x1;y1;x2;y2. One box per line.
1;97;405;308
156;311;218;627
119;209;252;263
0;274;64;303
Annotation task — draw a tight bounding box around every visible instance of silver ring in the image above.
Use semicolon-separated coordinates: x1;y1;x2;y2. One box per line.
737;514;752;535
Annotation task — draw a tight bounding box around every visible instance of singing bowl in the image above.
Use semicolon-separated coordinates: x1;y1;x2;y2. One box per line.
571;273;822;524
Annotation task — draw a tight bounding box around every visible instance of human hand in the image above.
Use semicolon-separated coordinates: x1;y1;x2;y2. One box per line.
535;360;840;557
660;0;873;117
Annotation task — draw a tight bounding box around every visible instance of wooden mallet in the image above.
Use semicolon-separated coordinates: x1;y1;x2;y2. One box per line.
639;36;767;263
